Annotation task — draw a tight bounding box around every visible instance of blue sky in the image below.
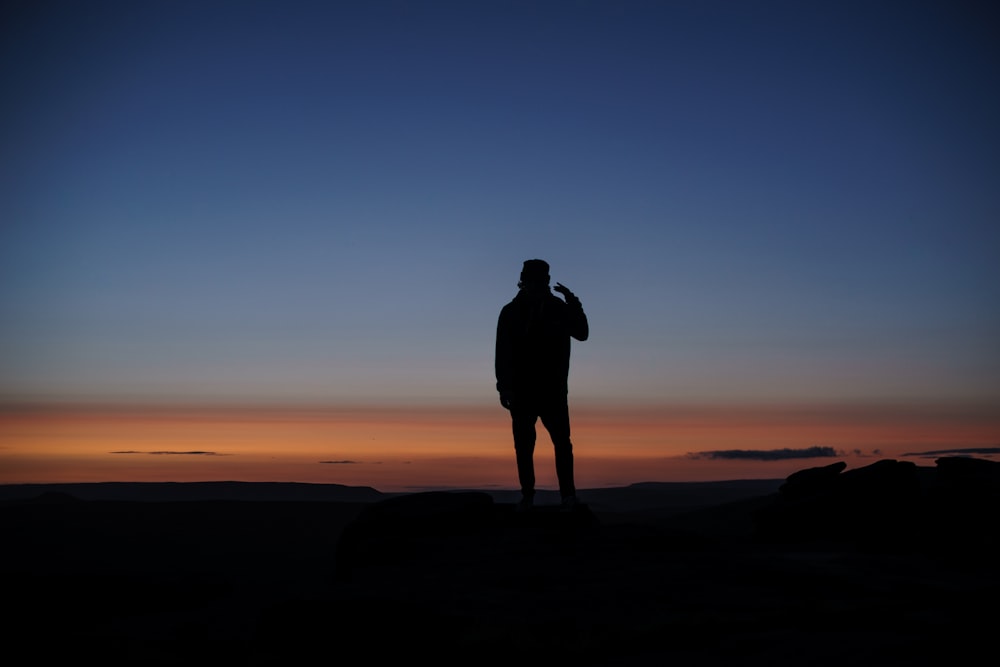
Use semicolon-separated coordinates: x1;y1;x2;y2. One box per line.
2;0;998;408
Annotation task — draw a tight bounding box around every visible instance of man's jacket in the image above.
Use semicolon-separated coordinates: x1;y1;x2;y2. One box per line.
495;287;589;400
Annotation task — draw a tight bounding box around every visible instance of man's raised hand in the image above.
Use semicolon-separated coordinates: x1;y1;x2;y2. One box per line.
553;282;573;299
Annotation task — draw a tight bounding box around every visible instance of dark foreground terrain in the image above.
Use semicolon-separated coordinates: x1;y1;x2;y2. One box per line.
2;457;998;666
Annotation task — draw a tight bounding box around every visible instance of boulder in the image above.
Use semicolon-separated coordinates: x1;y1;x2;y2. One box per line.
333;490;598;579
754;457;1000;555
755;459;922;548
334;491;497;577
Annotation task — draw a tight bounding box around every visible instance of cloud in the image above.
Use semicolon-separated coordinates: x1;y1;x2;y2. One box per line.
687;446;839;461
110;450;222;456
319;460;360;465
901;446;1000;458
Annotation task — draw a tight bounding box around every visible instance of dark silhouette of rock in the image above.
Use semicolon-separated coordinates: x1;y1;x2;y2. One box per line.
757;459;917;547
778;460;848;500
334;490;598;579
935;454;1000;486
924;456;1000;558
753;457;999;555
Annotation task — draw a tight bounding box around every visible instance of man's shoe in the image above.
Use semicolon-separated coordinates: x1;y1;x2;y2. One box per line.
561;495;579;510
517;496;534;512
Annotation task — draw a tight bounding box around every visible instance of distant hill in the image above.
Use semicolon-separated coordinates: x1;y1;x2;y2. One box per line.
0;479;784;512
0;481;386;503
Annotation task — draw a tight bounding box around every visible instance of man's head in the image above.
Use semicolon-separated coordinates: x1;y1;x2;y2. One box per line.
519;259;550;289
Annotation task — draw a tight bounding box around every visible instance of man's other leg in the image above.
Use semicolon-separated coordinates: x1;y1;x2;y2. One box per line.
540;402;576;501
511;409;538;503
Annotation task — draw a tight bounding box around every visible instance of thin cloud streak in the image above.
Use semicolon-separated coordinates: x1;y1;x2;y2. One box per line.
687;446;839;462
110;450;223;456
902;446;1000;458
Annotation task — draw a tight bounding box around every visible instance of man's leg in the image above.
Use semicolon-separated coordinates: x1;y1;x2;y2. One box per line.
511;409;538;502
540;402;576;500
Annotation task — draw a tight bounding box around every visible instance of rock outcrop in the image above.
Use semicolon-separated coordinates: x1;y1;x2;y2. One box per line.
753;456;1000;556
334;490;598;579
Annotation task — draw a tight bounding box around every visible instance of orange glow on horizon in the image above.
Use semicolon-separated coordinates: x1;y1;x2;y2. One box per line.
1;402;998;492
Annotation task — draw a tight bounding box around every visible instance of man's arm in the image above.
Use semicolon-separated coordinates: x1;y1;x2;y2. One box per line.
554;282;589;342
495;307;515;408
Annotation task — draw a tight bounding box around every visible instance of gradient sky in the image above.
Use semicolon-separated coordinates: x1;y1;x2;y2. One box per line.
1;1;998;490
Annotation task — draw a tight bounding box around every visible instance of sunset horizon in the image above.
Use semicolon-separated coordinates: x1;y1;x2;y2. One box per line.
3;397;997;493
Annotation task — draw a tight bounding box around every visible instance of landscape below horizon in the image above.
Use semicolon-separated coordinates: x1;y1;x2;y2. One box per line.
3;455;998;665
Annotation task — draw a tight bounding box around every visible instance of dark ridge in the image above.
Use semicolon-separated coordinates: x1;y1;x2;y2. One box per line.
0;481;385;503
0;479;785;510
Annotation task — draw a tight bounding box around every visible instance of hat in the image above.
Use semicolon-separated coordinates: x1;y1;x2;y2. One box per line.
520;259;550;286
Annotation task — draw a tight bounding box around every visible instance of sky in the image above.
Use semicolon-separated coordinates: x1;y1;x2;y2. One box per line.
1;1;999;491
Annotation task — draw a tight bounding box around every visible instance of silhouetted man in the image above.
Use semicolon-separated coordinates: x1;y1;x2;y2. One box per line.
495;259;589;510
